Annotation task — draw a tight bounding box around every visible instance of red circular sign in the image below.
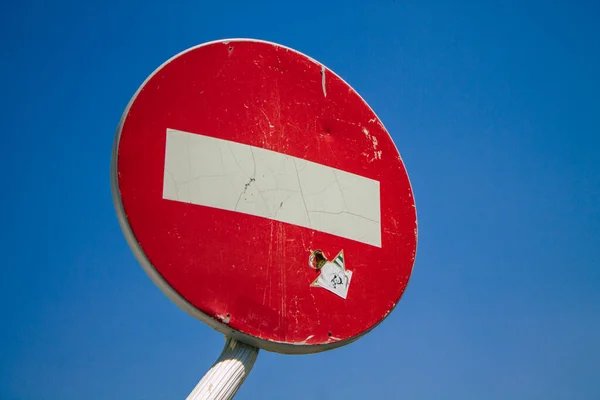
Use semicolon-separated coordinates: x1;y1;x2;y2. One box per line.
112;39;417;354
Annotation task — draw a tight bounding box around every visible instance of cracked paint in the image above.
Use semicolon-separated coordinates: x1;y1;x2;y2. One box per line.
163;128;381;247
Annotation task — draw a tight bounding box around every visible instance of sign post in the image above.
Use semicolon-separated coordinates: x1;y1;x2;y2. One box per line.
112;38;417;398
186;338;258;400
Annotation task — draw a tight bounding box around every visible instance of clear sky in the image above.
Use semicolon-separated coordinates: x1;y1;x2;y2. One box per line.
2;0;599;399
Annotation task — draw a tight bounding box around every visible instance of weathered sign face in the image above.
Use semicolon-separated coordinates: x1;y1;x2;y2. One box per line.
112;39;418;354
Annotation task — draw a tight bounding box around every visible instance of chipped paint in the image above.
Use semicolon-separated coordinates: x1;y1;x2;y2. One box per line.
217;314;231;324
361;127;382;161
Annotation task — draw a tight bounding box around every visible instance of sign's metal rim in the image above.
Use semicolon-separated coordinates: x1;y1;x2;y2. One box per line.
111;38;419;354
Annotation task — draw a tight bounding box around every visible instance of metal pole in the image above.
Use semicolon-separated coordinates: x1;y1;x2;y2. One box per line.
186;337;259;400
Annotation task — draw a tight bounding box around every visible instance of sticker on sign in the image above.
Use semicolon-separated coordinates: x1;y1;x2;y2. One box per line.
112;38;417;354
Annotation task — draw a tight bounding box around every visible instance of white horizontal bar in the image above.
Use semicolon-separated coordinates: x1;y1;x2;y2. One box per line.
163;128;381;247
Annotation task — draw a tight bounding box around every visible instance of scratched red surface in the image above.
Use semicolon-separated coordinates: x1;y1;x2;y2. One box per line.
116;40;417;348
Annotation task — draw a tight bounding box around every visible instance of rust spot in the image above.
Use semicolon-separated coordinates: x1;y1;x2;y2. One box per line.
309;249;328;270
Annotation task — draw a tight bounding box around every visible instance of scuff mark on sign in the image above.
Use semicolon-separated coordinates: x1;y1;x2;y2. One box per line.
297;334;315;345
260;108;275;129
320;65;327;97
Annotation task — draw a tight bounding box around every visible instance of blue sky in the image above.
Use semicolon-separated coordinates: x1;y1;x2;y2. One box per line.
2;0;599;399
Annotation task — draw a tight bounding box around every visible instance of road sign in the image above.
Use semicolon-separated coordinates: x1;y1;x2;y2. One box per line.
112;39;417;354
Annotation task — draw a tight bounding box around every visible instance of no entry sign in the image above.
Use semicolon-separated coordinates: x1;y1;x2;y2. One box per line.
112;39;417;354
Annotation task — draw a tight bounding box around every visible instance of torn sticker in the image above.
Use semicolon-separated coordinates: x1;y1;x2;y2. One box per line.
309;250;352;299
